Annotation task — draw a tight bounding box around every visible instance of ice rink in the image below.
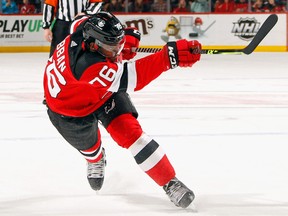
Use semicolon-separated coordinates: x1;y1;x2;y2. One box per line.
0;52;288;216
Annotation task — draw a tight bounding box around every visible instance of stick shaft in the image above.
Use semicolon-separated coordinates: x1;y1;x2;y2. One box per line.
134;14;278;55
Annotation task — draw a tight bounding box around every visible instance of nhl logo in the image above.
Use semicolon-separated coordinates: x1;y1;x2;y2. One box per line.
232;17;261;41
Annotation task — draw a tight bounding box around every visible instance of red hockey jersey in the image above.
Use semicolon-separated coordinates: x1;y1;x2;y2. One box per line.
43;20;170;117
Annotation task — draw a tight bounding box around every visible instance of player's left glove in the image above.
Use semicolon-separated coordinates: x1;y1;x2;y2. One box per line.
122;27;141;60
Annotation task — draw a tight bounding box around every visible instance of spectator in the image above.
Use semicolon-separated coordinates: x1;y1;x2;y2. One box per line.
19;0;36;14
128;0;151;12
252;0;275;11
173;0;189;12
151;0;168;12
273;0;286;11
214;0;235;12
104;0;125;12
262;0;276;11
30;0;41;13
252;0;264;11
2;0;19;13
234;0;248;12
170;0;179;11
189;0;209;12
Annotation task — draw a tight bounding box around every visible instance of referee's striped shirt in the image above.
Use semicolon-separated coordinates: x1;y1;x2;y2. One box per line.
42;0;102;29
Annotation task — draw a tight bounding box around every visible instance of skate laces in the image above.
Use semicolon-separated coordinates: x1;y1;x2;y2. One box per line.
87;150;106;178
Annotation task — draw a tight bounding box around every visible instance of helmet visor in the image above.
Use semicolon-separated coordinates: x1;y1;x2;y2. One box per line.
95;38;125;58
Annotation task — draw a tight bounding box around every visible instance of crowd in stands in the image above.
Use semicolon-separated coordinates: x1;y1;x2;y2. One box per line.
213;0;286;12
102;0;286;13
1;0;287;14
102;0;212;12
1;0;41;14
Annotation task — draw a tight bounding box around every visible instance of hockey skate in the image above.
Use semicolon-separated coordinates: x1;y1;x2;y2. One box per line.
163;177;195;208
87;148;106;191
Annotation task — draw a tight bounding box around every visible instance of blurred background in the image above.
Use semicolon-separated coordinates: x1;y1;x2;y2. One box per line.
0;0;287;14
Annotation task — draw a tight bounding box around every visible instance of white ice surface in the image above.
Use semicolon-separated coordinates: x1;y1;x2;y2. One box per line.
0;52;288;216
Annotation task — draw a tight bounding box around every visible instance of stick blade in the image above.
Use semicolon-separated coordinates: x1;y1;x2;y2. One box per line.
243;14;278;55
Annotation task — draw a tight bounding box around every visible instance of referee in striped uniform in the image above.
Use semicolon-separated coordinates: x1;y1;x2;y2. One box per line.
42;0;103;57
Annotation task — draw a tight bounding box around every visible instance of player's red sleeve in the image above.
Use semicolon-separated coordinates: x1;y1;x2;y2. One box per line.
133;39;201;91
134;49;170;91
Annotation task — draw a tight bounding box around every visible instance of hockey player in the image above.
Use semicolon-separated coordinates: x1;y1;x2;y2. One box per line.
43;11;201;208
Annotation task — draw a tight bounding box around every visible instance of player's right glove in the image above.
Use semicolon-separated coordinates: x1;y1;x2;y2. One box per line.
163;39;201;69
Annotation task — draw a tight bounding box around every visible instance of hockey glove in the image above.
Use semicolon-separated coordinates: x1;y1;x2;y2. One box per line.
122;27;141;60
164;39;201;69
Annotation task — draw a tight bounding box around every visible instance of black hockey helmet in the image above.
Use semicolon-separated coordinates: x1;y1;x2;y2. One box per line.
83;11;125;58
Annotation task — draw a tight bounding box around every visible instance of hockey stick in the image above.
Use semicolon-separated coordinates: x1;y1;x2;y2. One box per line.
133;14;278;55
